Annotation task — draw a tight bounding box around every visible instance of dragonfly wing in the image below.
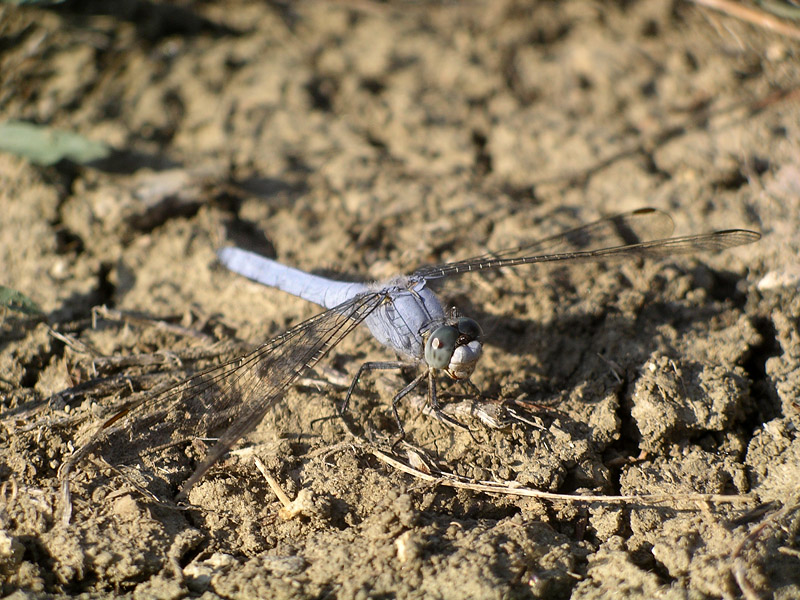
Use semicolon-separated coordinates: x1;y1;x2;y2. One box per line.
414;207;675;279
62;291;386;497
413;209;759;280
497;207;676;257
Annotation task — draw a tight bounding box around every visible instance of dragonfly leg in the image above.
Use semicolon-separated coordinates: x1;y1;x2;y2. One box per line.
427;370;473;435
342;360;416;415
463;378;483;398
437;377;484;401
388;370;428;441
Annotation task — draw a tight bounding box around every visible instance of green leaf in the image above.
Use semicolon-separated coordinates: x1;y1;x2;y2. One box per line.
0;286;43;316
0;120;110;166
0;0;65;6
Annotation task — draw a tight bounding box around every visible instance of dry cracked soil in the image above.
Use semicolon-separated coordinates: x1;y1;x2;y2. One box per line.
1;1;800;599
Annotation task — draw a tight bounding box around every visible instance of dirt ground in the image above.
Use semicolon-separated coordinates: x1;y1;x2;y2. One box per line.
1;1;799;598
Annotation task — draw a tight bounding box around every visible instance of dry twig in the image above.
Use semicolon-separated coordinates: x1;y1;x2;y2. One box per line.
690;0;800;40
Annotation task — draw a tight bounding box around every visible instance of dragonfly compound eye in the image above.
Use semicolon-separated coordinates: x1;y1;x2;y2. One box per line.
425;325;458;369
456;317;482;342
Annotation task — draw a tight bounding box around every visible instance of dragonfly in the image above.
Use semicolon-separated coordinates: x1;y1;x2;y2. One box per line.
58;207;760;513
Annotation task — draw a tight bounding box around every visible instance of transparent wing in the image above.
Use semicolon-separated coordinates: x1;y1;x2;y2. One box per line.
413;208;760;280
62;290;386;497
488;207;675;258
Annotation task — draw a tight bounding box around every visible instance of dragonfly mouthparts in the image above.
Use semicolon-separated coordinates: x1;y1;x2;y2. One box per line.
446;339;483;380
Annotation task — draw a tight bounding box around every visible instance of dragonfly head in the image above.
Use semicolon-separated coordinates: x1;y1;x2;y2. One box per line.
424;317;483;380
